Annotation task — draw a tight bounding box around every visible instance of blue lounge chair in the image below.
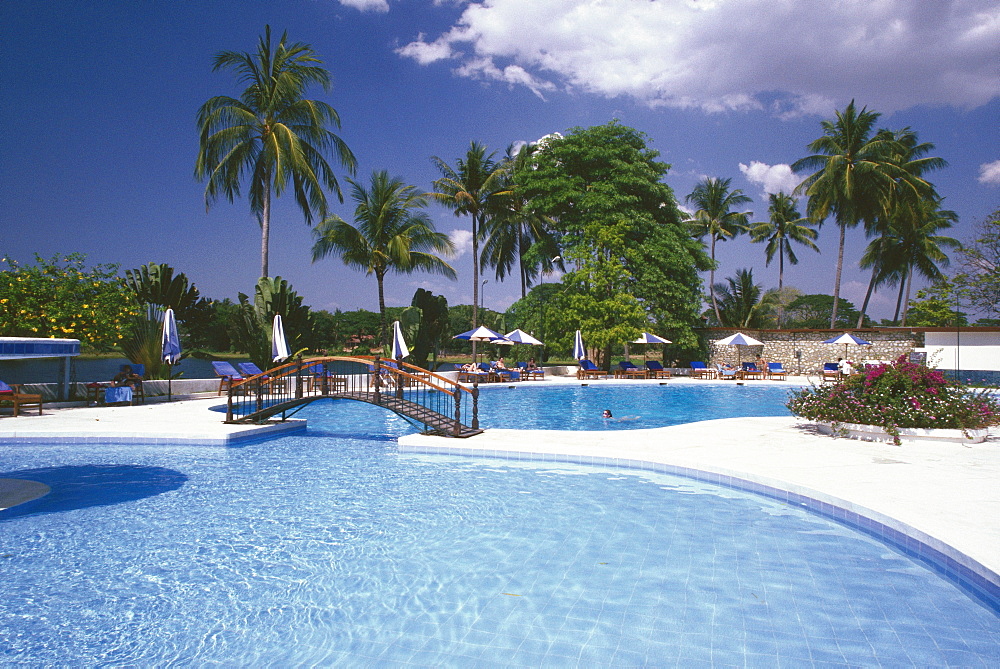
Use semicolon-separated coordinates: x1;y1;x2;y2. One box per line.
644;361;672;379
615;361;647;379
740;362;763;380
576;359;606;380
516;362;544;380
767;362;787;380
716;364;739;380
212;361;244;395
457;364;491;383
491;362;521;382
689;361;715;379
822;362;840;382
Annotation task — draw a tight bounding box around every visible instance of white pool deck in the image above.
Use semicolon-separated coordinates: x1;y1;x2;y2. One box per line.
1;374;997;601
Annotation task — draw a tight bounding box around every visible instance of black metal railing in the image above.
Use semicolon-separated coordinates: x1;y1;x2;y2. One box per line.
225;356;480;437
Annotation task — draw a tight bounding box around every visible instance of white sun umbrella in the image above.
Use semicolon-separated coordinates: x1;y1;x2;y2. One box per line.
453;325;510;363
272;314;290;363
505;329;544;346
573;330;586;360
715;332;764;368
391;320;410;359
823;332;872;360
160;308;181;402
631;332;672;363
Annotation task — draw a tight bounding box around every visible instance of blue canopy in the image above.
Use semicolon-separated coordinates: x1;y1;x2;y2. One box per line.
505;329;544;346
823;333;872;346
453;325;509;343
632;332;672;345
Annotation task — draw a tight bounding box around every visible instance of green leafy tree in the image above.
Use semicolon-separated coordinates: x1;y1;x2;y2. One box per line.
784;294;865;329
953;206;1000;321
686;177;752;323
748;192;818;326
312;170;456;349
793;101;907;327
905;279;968;327
432;141;508;328
516;121;710;366
195;25;357;278
0;253;135;351
712;269;779;328
410;288;450;368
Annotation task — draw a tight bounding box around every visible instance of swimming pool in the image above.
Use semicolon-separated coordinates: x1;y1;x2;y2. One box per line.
473;382;796;430
1;401;997;665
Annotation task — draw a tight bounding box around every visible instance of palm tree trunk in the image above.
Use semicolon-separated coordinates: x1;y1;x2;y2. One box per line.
857;266;879;328
261;180;272;278
377;271;387;351
471;214;479;361
830;223;846;328
900;266;914;326
710;236;721;323
892;277;906;325
777;243;785;328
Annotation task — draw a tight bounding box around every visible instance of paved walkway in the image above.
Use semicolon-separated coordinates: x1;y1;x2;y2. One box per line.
2;375;997;600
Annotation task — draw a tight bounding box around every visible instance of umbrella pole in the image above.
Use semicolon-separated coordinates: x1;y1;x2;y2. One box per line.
167;362;172;402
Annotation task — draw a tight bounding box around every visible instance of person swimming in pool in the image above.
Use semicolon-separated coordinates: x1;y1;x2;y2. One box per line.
602;409;613;418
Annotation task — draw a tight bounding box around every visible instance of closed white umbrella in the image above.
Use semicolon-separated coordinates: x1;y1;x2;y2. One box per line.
160;308;181;402
391;320;410;359
272;315;290;363
573;330;586;360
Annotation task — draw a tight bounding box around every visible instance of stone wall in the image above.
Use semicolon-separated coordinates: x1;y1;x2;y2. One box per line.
705;329;917;375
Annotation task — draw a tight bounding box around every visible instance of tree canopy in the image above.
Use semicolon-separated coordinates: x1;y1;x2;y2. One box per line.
513;121;710;364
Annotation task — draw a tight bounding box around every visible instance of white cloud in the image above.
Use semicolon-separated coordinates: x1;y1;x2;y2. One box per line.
739;161;801;197
448;229;473;258
338;0;390;12
397;0;1000;115
978;160;1000;185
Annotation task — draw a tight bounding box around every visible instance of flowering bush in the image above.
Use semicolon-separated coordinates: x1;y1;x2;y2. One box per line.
787;355;1000;443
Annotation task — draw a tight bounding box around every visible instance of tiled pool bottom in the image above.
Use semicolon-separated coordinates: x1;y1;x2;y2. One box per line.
1;411;998;665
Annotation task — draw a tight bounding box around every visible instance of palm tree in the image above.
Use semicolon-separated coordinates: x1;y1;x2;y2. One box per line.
748;192;819;326
431;141;507;327
713;268;779;328
311;170;457;348
196;25;357;278
480;143;561;298
880;199;960;325
792;100;901;328
854;128;946;326
685;177;751;323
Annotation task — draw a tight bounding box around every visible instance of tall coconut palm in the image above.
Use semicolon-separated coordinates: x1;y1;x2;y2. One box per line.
431;141;507;327
311;170;457;348
792;100;900;327
480;143;561;298
748;192;819;327
196;25;356;278
854;128;946;326
686;177;751;323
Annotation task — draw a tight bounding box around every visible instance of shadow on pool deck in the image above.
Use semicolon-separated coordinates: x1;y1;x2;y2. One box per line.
0;465;187;519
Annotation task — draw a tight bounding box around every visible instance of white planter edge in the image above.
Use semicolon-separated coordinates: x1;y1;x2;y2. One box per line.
817;421;988;445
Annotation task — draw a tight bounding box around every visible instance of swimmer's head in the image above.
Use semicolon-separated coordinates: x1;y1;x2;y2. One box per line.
602;409;612;418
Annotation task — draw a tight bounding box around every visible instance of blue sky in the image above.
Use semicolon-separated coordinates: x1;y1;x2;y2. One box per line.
3;0;998;322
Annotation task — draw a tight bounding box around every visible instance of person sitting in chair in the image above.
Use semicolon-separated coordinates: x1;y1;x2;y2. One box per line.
113;365;143;390
526;358;539;370
494;357;509;370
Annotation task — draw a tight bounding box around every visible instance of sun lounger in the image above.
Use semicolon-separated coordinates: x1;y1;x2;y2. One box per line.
577;359;607;380
822;362;840;382
716;364;739;380
689;361;716;379
0;380;43;416
516;362;544;380
644;361;672;379
615;361;648;379
740;362;764;380
767;362;787;380
457;365;491;383
212;361;244;395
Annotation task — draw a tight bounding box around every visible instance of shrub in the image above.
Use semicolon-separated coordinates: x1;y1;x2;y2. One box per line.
787;355;1000;444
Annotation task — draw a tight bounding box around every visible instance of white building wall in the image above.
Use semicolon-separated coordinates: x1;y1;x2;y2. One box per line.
916;331;1000;371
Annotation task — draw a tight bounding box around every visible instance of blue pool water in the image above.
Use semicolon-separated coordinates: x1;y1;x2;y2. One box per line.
473;382;796;430
1;400;998;666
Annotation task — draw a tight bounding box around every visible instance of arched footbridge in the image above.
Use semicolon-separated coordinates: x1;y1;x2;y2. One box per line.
224;356;482;438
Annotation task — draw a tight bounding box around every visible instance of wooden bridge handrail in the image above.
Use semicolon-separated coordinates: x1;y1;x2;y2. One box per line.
230;355;470;397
